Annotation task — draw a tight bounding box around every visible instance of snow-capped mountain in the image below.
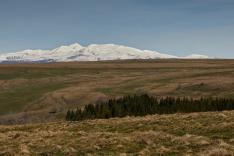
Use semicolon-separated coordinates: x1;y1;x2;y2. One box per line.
183;54;210;59
0;43;210;63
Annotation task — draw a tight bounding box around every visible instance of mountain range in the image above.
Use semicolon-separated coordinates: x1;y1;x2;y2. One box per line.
0;43;210;63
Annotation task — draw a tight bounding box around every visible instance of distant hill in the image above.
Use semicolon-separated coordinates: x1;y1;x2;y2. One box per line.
0;43;210;63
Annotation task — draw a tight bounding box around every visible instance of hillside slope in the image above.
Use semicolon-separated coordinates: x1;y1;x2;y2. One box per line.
0;111;234;155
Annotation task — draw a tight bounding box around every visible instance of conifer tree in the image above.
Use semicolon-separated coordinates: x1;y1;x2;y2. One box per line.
66;95;234;121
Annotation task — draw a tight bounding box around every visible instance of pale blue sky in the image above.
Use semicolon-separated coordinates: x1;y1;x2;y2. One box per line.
0;0;234;57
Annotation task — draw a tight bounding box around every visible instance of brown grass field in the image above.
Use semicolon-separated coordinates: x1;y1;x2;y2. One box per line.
0;59;234;124
0;59;234;155
0;111;234;155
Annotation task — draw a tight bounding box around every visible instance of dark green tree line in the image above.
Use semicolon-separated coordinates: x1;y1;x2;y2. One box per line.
66;95;234;121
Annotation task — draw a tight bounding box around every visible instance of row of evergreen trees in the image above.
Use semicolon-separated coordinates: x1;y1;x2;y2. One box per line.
66;94;234;121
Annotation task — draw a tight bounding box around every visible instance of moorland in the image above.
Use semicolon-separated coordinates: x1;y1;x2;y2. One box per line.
0;59;234;124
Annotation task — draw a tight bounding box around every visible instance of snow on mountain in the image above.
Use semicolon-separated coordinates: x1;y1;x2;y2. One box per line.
48;43;84;61
184;54;210;59
76;44;178;61
0;49;50;62
143;50;178;59
0;43;210;63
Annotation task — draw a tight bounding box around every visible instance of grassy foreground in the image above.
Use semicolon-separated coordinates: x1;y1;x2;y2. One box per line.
1;111;234;155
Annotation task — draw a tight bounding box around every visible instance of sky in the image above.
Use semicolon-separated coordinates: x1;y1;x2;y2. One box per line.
0;0;234;58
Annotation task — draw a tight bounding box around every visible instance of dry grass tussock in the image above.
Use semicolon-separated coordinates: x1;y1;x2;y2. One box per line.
0;111;234;155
